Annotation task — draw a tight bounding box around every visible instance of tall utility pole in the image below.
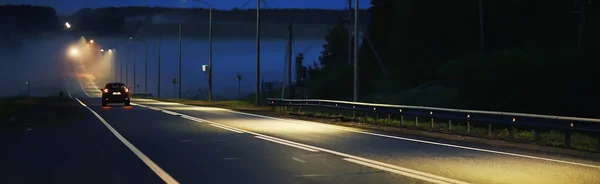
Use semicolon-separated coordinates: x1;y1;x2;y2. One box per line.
178;24;182;99
575;0;586;48
479;0;484;51
287;22;293;99
133;47;137;92
121;56;124;82
188;0;214;101
145;42;148;93
208;7;213;102
111;55;116;82
157;36;162;98
347;0;352;66
353;0;359;102
126;54;129;85
256;0;261;105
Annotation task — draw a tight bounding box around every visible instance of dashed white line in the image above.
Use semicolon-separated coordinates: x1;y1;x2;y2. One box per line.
75;98;179;184
161;110;181;116
215;105;600;170
255;136;320;152
135;102;470;184
209;124;244;133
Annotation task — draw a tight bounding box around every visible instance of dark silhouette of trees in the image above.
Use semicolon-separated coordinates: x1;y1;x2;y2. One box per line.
0;5;58;34
308;0;599;118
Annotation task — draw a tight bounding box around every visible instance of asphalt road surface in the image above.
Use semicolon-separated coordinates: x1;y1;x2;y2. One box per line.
3;65;600;184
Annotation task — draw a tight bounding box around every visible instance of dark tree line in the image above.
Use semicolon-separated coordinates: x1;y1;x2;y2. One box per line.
0;5;59;55
0;5;59;33
308;0;599;118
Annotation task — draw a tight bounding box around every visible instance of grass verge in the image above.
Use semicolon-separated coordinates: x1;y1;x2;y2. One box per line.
1;97;82;133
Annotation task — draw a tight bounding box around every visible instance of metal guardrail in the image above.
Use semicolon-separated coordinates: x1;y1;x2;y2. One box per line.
267;98;600;151
132;93;154;98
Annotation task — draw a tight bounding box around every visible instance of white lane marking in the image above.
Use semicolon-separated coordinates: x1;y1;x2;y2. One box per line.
162;110;181;116
211;106;600;169
343;158;457;184
135;99;600;169
255;136;320;152
135;103;467;184
66;82;72;98
77;78;92;97
292;174;329;178
292;157;306;163
209;124;244;133
75;98;179;184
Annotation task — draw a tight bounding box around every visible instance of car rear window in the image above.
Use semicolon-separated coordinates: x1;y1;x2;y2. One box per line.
105;84;126;89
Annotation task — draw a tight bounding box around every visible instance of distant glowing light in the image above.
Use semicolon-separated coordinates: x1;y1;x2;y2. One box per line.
100;49;105;52
68;47;80;57
65;22;71;29
90;40;94;44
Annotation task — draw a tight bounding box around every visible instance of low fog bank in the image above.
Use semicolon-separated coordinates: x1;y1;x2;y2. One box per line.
91;36;325;99
0;33;72;97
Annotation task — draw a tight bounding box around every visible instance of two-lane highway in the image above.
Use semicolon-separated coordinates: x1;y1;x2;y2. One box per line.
59;70;600;184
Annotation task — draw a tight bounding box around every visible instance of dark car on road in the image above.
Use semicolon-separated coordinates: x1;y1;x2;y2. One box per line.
101;83;130;106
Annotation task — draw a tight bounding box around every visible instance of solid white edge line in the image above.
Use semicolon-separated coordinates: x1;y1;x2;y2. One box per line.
255;136;319;152
342;158;454;184
133;101;469;184
75;98;179;184
219;107;600;169
208;124;244;133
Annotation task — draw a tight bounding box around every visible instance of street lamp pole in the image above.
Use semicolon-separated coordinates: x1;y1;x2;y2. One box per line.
145;42;148;93
353;0;359;102
157;36;162;98
208;7;213;102
26;81;30;97
479;0;484;51
133;45;137;93
178;24;182;99
189;0;214;102
256;0;261;105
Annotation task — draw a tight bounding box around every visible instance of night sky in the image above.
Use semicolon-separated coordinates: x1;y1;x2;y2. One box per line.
4;0;372;14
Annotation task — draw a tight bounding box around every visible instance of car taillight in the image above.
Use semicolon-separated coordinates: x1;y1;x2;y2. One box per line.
124;88;129;93
102;89;109;93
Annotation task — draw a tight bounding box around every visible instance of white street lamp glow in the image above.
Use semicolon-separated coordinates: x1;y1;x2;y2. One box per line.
100;49;105;52
68;47;80;58
65;22;71;29
90;40;94;44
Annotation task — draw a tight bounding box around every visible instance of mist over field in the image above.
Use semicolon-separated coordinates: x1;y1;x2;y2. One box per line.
0;32;326;99
94;36;325;99
0;33;72;97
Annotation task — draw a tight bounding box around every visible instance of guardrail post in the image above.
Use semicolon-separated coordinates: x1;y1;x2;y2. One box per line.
466;121;470;133
509;125;515;140
597;135;600;152
415;117;418;127
376;112;379;122
448;120;452;131
564;130;571;148
430;118;434;129
535;128;542;144
400;115;404;125
488;124;492;137
387;113;390;123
